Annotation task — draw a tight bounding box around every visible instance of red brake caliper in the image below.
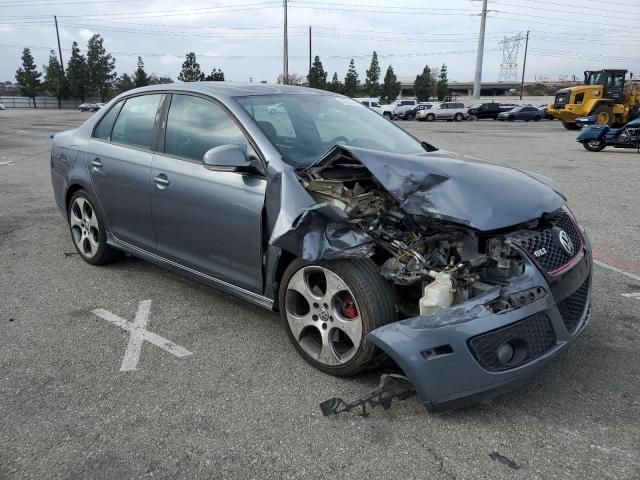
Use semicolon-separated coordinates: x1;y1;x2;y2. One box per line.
342;296;358;320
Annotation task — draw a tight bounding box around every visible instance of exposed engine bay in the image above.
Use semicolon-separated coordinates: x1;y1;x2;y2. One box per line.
297;153;526;317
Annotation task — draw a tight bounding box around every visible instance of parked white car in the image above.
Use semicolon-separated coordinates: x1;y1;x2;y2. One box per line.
354;98;382;115
417;102;468;121
381;99;417;119
0;102;6;111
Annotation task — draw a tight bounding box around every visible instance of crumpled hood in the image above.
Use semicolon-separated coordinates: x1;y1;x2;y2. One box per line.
306;146;565;231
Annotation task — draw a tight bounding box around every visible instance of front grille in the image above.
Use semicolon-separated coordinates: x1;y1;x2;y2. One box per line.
468;313;556;372
557;275;590;334
513;209;583;275
554;92;569;108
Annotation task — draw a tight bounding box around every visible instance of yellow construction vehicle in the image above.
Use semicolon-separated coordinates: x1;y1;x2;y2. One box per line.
546;69;640;130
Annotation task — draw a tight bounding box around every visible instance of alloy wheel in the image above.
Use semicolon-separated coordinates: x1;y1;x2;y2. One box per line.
69;197;100;258
284;266;363;367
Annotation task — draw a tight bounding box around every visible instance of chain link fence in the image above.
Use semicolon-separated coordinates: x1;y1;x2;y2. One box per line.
0;97;104;109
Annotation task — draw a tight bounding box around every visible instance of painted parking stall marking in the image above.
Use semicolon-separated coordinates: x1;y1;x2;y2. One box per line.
621;292;640;300
92;299;193;371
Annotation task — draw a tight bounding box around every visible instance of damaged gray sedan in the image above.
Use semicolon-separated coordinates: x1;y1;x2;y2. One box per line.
51;83;592;411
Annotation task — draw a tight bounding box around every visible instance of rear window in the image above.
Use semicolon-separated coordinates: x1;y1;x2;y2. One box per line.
111;94;162;149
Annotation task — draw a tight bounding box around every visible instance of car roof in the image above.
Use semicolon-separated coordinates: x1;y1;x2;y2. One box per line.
114;82;337;101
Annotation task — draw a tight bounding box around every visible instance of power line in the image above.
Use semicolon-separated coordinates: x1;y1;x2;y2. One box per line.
496;0;640;22
2;1;281;20
0;43;496;60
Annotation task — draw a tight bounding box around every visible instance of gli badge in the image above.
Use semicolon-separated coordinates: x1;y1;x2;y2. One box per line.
558;230;575;256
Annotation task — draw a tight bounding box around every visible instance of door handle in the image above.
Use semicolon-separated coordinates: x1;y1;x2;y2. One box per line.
90;158;102;169
153;174;170;187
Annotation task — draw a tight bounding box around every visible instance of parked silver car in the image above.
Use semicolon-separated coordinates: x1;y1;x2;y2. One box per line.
417;102;468;121
51;83;592;411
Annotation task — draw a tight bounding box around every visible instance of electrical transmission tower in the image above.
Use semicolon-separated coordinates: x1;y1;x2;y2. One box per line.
498;34;524;82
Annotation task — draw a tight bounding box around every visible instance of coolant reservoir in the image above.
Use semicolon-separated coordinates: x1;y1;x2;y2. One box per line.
419;271;454;315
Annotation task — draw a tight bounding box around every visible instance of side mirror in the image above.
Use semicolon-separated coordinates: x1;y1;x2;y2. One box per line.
202;145;251;172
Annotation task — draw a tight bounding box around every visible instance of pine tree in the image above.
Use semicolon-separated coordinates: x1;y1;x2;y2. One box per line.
86;34;116;101
381;65;401;103
343;59;359;97
66;41;87;102
307;55;327;89
178;52;204;82
43;50;67;108
134;57;149;87
364;51;380;96
205;67;225;81
15;48;42;108
115;73;135;93
148;74;174;85
413;65;433;102
327;72;342;93
436;63;449;101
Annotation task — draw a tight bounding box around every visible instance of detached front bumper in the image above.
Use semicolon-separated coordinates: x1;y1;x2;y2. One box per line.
368;231;593;411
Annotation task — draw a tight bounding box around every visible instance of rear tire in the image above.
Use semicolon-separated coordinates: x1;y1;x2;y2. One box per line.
562;121;580;130
534;115;541;122
582;140;606;152
68;190;120;265
454;113;463;121
279;258;396;376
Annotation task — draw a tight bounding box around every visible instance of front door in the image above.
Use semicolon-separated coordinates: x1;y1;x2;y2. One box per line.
88;93;164;250
150;94;266;293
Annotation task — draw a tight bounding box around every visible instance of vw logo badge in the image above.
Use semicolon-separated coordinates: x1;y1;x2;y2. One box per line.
558;230;575;256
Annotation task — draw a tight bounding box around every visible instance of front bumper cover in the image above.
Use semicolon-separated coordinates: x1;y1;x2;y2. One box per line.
367;230;593;411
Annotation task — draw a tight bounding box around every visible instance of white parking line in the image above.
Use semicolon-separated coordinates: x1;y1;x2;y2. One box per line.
594;260;640;284
621;292;640;300
92;299;193;371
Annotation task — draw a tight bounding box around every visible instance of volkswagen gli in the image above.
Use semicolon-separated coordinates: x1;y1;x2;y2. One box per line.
51;83;592;411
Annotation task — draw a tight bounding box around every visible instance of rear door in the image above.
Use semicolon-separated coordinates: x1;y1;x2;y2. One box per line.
88;93;164;250
438;103;451;119
149;93;266;293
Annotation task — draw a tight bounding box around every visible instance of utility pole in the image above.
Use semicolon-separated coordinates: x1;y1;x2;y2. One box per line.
309;26;312;74
54;15;65;75
283;0;288;84
472;0;488;99
519;30;530;100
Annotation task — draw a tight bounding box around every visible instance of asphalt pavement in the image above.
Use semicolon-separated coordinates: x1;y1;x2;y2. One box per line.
1;109;639;479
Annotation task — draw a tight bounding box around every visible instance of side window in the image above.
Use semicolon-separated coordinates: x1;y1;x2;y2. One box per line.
93;100;124;140
164;94;249;162
371;102;380;108
111;94;162;149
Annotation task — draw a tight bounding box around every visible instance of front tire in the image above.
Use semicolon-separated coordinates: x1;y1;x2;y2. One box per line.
454;113;463;121
426;113;436;122
582;140;606;152
279;258;396;376
68;190;119;265
592;104;614;126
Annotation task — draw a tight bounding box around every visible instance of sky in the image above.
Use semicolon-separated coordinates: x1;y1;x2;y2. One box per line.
1;0;638;85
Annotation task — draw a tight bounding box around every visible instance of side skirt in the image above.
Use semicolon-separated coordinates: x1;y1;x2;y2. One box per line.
108;237;275;310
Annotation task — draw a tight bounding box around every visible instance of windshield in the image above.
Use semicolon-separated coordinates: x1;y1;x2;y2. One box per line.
236;94;425;167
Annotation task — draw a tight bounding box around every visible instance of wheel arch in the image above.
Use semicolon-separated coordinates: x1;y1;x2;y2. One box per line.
270;249;298;311
587;99;615;115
